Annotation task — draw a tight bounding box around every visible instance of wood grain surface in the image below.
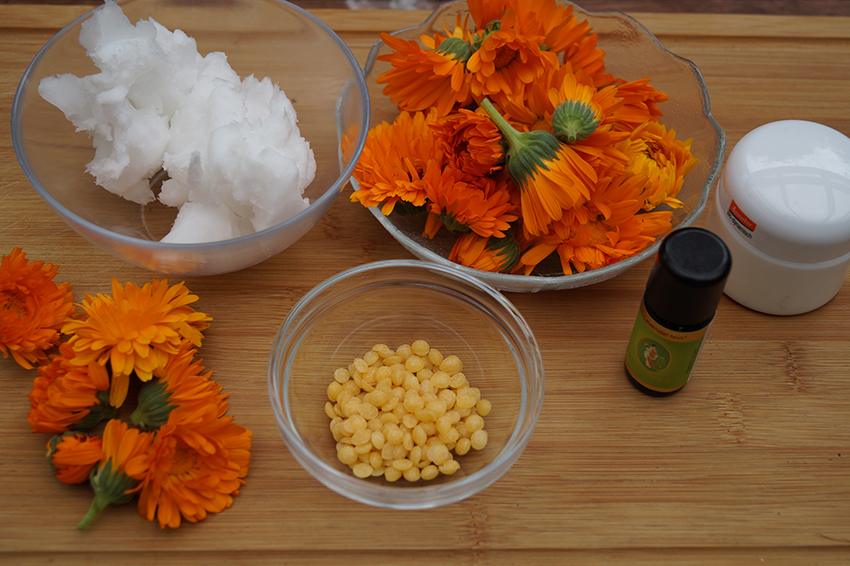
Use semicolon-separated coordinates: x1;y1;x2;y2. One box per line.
2;4;850;565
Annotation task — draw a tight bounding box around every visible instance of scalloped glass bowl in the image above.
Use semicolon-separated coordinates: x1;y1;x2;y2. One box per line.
12;0;368;276
268;260;545;509
357;0;725;292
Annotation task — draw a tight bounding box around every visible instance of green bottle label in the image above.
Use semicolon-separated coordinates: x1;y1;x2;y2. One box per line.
625;303;710;393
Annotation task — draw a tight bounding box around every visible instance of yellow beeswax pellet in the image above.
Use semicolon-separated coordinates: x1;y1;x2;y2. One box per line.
373;344;393;358
430;371;450;389
402;432;414;451
337;445;357;465
476;398;492;417
439;355;462;374
324;402;336;420
470;429;488;450
334;368;350;383
357;402;379;420
351;428;371;446
363;350;380;366
448;372;468;389
403;465;421;482
417;368;434;382
455;437;472;456
352;463;373;478
404;355;425;373
426;443;450;466
439;427;460;445
421;465;439;481
327;381;343;402
411;340;430;357
465;414;484;433
369;451;383;470
354;442;372;455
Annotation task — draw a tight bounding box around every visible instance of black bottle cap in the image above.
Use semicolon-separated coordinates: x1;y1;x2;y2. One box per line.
643;227;732;329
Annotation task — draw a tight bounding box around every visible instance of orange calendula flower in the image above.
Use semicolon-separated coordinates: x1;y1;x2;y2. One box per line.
626;121;699;210
496;62;574;130
465;0;508;29
77;419;154;530
377;30;474;117
518;172;673;274
496;67;633;183
449;231;520;273
47;432;103;484
503;65;621;140
467;0;610;83
473;0;610;87
351;110;444;215
63;278;212;408
0;248;75;369
611;78;668;132
548;72;632;175
28;343;114;434
549;72;610;142
421;164;517;239
131;342;227;431
480;98;596;236
466;9;557;101
430;108;504;177
561;26;611;89
137;413;252;529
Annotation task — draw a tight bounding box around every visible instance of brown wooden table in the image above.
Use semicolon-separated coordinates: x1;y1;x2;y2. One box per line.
2;4;850;565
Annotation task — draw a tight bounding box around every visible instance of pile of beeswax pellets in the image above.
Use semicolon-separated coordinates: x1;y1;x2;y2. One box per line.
326;340;491;482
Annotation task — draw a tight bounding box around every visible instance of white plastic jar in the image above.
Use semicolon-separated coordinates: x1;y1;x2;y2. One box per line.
704;120;850;315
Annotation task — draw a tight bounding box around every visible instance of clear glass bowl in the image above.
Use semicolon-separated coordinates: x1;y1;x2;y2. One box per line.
12;0;369;276
267;260;545;509
356;0;726;293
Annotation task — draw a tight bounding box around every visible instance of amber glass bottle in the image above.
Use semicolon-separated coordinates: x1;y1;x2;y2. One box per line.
625;227;732;396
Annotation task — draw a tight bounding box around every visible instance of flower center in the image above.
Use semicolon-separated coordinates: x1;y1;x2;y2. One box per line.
1;291;29;318
168;441;200;477
493;45;518;69
586;219;609;246
643;138;663;162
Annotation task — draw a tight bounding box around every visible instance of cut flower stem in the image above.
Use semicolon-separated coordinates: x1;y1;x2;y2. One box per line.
478;98;562;186
77;492;112;531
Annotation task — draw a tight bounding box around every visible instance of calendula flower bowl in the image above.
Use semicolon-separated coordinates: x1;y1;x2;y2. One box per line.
268;260;544;509
12;0;368;276
354;0;725;293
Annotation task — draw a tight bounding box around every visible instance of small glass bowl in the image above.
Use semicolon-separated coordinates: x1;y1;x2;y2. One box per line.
267;260;545;509
356;0;726;292
12;0;369;276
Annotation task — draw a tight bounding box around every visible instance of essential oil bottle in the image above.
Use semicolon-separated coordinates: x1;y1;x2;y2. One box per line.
625;227;732;396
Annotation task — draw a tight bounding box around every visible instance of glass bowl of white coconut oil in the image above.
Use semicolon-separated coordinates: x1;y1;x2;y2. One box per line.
12;0;369;276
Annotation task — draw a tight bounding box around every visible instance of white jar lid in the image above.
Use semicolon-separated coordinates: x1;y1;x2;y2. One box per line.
719;120;850;263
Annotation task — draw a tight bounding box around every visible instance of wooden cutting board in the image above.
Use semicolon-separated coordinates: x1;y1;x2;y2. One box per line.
1;5;849;565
